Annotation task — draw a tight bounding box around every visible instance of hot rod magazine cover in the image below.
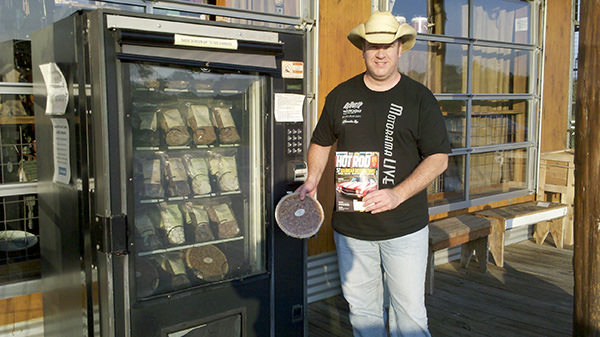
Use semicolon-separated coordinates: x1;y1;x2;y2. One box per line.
335;152;379;212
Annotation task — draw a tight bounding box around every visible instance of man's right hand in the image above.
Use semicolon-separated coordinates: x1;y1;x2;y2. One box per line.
295;143;332;200
295;180;317;200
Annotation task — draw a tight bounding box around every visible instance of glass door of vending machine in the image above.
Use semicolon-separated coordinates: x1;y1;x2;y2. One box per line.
126;64;267;300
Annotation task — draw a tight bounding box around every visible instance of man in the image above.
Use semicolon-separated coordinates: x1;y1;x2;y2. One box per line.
297;11;451;337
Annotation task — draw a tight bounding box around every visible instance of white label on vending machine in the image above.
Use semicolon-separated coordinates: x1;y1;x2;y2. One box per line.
174;34;238;50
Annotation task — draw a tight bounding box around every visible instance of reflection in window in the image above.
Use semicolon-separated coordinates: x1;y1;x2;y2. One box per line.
0;195;40;284
0;40;31;83
390;0;532;42
469;149;528;200
472;0;531;44
472;46;530;94
471;99;528;147
0;125;36;183
399;41;467;93
152;8;209;21
440;101;466;149
0;1;143;41
0;93;36;184
428;154;464;206
389;0;469;37
0;94;33;116
216;0;299;17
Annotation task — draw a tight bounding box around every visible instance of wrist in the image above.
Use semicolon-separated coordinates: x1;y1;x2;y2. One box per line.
304;175;319;188
392;185;408;203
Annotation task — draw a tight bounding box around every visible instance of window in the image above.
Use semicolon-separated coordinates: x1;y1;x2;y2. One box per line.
0;40;38;284
389;0;540;212
214;0;300;17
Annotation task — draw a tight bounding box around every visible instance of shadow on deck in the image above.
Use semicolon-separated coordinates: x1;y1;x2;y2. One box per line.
308;239;573;337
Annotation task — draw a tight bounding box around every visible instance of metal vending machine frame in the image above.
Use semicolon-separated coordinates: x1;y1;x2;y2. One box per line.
33;9;309;337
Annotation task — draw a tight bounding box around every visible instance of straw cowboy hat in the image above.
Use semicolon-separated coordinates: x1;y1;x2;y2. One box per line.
347;11;417;51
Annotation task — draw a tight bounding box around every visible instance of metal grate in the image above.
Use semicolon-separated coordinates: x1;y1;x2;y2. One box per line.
0;194;40;284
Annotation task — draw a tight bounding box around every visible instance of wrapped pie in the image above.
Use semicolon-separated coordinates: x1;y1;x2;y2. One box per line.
160;252;191;289
163;156;192;197
181;202;214;243
208;151;240;192
139;158;164;199
211;104;240;144
182;154;212;195
135;257;161;297
159;107;191;146
132;104;160;147
158;203;186;245
184;104;217;145
192;81;212;91
134;205;163;251
144;80;160;89
0;100;27;116
165;80;189;91
207;202;240;239
185;245;229;281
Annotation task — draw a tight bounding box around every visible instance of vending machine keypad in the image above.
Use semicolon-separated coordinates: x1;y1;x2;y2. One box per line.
286;125;304;157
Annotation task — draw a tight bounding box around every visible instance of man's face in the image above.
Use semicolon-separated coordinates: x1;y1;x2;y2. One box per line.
362;40;402;82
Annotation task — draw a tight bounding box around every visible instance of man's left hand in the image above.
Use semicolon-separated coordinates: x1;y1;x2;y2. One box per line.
362;188;405;214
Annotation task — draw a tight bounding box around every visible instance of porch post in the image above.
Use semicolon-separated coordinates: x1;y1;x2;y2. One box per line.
574;0;600;335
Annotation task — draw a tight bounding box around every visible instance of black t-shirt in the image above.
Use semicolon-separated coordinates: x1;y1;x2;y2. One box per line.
311;73;451;240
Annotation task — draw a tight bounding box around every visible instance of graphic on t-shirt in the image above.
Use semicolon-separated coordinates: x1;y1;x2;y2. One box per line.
335;152;379;212
381;103;403;186
341;101;363;125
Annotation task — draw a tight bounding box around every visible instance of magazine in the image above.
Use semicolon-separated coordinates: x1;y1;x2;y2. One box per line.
335;152;379;212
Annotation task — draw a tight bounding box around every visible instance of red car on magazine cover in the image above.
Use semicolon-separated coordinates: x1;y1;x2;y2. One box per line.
336;177;378;199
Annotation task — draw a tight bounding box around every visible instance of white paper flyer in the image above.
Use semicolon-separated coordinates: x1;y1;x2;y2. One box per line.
39;62;69;115
51;118;71;184
274;93;304;122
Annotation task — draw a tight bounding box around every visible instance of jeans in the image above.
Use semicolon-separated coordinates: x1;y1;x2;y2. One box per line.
334;227;431;337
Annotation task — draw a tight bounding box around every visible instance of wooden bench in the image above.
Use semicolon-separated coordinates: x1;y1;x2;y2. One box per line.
426;214;495;295
538;149;574;245
474;201;568;268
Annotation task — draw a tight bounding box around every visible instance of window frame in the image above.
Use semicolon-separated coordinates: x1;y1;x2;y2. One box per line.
377;0;544;214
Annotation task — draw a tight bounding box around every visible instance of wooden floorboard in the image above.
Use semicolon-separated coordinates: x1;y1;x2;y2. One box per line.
308;240;573;337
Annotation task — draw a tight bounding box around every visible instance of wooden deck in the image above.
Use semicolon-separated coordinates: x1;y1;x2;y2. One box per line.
308;239;573;337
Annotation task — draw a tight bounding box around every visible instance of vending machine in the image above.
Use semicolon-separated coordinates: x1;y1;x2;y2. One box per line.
33;9;308;337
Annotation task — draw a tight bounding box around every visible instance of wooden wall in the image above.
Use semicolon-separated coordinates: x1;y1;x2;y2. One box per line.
307;1;574;256
541;0;573;152
307;0;371;256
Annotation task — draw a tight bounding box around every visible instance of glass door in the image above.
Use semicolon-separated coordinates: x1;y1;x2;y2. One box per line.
123;62;267;299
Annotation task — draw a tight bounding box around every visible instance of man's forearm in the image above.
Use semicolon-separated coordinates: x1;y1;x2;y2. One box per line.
392;153;448;203
305;143;332;186
296;143;332;197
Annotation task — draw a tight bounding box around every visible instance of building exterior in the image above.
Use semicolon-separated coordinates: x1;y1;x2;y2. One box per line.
0;0;576;335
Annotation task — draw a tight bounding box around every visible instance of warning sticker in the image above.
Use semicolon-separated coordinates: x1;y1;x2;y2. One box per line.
281;61;304;79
